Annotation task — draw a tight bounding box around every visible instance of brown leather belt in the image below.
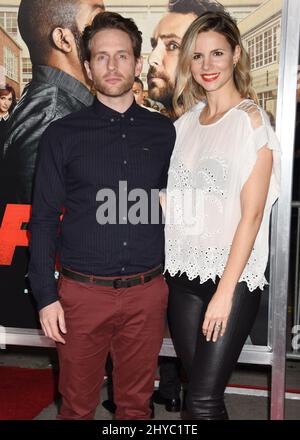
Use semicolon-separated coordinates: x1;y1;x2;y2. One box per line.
61;265;163;289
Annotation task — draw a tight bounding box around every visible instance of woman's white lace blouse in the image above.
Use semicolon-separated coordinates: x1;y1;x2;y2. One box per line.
164;99;281;291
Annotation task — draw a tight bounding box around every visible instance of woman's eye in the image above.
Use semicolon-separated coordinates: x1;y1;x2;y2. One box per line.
214;51;223;56
193;54;202;60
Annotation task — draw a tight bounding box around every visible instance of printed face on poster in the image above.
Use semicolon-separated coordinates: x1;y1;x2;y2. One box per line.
0;0;283;348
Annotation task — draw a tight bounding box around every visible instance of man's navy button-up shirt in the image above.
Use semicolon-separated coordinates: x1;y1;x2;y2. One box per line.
29;98;176;310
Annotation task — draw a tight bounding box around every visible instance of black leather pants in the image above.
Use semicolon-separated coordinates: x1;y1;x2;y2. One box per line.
166;272;261;420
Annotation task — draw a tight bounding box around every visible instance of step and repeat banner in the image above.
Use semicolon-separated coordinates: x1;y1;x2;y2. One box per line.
0;0;281;343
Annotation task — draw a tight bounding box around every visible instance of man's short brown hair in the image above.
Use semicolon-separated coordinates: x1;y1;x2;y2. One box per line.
82;12;142;61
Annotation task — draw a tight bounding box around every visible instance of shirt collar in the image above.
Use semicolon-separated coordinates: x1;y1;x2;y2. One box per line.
32;65;94;107
92;97;140;119
0;112;9;121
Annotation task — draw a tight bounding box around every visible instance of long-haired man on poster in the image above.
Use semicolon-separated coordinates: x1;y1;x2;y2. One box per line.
148;0;225;119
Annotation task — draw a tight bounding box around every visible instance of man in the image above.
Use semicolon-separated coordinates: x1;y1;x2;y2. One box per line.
29;12;176;420
147;0;225;118
1;0;105;204
147;0;226;412
132;76;145;106
0;0;105;330
132;76;159;113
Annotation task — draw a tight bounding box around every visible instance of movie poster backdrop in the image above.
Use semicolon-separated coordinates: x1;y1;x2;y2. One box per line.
0;0;282;346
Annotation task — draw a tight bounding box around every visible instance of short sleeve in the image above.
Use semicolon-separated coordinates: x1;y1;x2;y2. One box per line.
239;106;281;210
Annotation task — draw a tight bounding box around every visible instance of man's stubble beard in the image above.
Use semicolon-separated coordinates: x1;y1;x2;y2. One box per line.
72;25;86;66
71;25;92;87
93;76;134;98
147;67;174;110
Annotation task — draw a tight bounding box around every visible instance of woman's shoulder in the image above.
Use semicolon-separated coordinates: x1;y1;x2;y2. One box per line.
235;99;272;130
174;101;205;130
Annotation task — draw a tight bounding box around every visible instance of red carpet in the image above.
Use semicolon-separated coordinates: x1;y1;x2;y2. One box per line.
0;366;58;420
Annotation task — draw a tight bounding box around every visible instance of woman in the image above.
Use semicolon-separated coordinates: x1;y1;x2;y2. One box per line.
0;85;17;157
164;11;281;420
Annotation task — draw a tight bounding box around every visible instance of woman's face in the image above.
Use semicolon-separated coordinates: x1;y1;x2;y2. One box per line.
190;30;240;95
0;93;13;114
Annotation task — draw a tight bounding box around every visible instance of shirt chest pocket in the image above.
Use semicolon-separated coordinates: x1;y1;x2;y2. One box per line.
129;146;164;187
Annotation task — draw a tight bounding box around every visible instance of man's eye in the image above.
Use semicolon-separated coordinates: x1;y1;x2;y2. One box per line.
166;42;180;51
150;39;157;49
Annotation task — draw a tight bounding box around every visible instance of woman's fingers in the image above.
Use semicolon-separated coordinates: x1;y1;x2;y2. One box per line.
203;319;216;342
203;319;227;342
212;322;222;342
220;318;228;337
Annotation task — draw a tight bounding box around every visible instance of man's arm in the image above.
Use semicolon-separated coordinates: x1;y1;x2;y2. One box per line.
28;123;67;343
2;86;63;203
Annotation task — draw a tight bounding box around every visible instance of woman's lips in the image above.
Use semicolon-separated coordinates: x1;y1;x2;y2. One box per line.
201;73;220;82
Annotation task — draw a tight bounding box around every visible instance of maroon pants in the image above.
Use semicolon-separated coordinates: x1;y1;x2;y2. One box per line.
56;269;168;420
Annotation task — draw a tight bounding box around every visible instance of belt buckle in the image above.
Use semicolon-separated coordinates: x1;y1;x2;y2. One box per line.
113;278;123;289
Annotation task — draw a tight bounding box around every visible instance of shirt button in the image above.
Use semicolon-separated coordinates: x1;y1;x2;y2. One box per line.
121;114;125;118
123;241;127;246
110;118;114;122
130;117;134;122
123;160;127;165
122;133;126;139
121;267;125;272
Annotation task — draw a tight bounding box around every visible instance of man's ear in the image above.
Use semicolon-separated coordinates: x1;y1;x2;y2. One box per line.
84;60;93;82
135;57;143;78
51;27;74;53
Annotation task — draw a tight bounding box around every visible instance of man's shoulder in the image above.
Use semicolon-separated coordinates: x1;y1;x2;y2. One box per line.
44;105;93;135
138;105;174;130
12;82;57;120
53;103;93;123
3;82;60;150
9;80;89;128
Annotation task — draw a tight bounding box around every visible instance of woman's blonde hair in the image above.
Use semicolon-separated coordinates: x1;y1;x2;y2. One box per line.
173;11;258;116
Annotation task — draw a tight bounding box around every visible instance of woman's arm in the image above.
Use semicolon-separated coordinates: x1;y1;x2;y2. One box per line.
202;145;273;342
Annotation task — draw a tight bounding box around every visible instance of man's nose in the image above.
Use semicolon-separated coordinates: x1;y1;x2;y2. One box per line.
148;41;164;67
107;56;117;71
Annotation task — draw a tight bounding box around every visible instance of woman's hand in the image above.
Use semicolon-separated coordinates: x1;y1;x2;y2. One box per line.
202;289;234;342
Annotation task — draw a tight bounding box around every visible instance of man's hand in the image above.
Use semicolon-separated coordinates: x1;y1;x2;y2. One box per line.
39;301;67;344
